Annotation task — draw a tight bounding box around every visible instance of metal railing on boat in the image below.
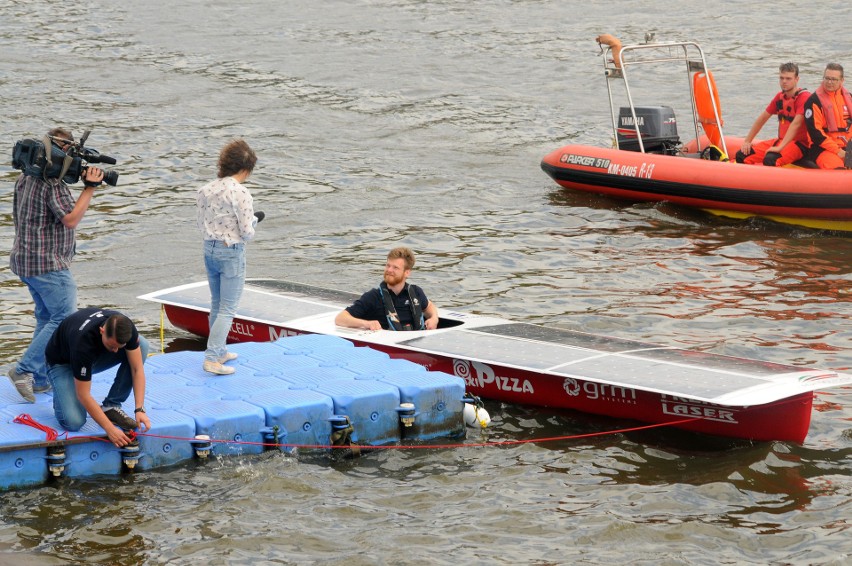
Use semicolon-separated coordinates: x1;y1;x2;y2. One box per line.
598;34;727;157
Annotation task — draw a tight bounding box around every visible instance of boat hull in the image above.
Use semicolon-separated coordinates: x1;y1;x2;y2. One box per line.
541;142;852;230
142;281;852;444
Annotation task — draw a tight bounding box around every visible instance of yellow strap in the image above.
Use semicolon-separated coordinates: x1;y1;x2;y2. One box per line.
159;305;165;354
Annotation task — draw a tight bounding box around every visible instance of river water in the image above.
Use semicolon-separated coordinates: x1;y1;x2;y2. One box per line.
1;1;850;564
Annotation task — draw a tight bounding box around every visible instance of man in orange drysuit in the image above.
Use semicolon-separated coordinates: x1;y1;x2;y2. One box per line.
736;62;810;166
804;63;852;169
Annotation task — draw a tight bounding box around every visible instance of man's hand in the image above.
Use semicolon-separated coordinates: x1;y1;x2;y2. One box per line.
106;425;133;448
425;316;439;330
136;412;152;432
335;309;382;331
82;167;105;187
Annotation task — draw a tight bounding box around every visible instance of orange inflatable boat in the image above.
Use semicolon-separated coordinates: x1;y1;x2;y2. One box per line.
542;36;852;232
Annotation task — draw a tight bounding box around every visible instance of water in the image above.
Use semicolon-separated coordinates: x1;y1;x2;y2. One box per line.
1;0;851;563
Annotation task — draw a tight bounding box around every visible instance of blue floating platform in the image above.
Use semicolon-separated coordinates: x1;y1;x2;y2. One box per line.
0;335;467;490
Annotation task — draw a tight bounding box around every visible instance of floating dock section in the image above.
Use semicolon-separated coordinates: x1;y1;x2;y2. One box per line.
1;335;467;490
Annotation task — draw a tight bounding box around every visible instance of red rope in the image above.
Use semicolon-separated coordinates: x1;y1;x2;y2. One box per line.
13;414;65;442
12;412;701;451
133;416;703;450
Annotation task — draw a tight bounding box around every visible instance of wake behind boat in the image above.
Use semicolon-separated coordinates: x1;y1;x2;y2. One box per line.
540;35;852;231
139;279;852;444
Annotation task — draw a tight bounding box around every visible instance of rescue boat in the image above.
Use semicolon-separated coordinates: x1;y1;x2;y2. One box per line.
540;35;852;232
139;279;852;444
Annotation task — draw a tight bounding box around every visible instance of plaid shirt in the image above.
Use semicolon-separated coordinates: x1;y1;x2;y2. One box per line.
9;174;77;277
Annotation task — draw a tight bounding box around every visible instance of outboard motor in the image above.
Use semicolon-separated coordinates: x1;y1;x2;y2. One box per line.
616;106;680;154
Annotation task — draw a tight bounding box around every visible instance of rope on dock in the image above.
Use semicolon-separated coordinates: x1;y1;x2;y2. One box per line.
11;413;703;451
13;414;65;442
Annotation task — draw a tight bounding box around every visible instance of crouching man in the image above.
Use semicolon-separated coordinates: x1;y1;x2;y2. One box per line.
46;308;151;447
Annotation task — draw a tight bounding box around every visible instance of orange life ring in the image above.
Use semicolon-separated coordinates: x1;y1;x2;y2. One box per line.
693;70;723;148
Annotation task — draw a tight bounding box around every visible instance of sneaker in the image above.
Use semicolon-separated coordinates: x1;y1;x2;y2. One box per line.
203;360;235;375
33;382;52;393
218;352;238;364
103;406;138;430
7;367;35;403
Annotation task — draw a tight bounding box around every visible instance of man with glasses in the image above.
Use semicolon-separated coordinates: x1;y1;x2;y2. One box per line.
7;128;106;402
736;62;811;167
804;63;852;169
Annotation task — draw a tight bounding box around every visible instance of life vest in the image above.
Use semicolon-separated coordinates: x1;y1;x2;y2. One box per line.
378;282;425;331
776;88;807;123
814;86;852;133
775;88;809;143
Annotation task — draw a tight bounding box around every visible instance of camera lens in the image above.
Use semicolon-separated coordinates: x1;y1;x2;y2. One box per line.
103;170;119;186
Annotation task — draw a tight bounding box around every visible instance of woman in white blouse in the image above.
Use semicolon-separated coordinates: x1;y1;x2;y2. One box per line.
196;139;259;375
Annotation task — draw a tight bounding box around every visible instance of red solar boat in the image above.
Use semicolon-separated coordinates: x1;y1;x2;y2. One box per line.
139;280;852;443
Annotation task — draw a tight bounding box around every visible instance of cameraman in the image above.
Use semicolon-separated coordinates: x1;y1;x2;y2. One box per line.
7;127;106;403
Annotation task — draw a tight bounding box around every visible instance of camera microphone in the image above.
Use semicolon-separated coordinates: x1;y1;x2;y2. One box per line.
82;148;117;165
94;155;117;165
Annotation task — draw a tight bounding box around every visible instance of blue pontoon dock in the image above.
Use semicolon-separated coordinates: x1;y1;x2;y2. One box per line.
1;334;467;490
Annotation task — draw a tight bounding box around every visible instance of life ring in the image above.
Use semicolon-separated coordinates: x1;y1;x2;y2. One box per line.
693;70;724;148
596;34;623;69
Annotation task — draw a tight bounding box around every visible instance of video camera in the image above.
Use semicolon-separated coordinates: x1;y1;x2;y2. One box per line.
12;130;119;186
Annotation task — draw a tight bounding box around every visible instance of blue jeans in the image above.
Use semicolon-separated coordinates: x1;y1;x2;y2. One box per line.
19;270;77;387
203;240;245;363
48;336;150;431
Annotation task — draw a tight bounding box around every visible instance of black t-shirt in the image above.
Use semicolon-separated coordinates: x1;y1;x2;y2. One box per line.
345;283;429;330
45;308;140;381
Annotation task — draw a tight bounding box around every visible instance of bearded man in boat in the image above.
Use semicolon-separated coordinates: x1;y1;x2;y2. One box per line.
735;62;810;167
804;63;852;169
335;247;439;331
